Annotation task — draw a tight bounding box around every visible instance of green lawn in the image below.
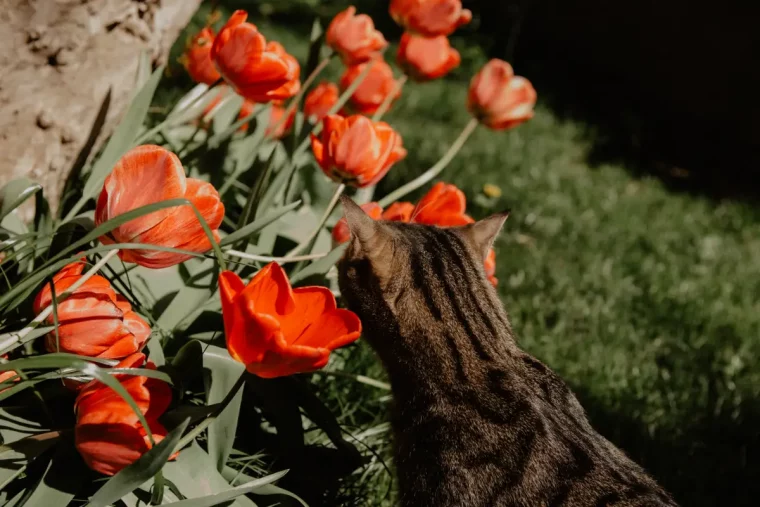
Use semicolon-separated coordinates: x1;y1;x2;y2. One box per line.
165;15;760;506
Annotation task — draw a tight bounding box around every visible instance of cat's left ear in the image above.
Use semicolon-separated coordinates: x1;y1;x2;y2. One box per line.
459;211;510;260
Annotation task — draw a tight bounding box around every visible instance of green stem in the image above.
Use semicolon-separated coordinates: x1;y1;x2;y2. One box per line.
285;183;345;258
378;118;479;207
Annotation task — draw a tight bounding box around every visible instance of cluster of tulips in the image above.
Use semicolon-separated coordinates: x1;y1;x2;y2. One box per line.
1;0;535;480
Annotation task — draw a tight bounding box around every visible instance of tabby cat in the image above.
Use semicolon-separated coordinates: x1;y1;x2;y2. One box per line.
337;196;677;507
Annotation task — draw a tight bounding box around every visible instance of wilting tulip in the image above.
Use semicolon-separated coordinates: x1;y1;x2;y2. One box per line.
326;6;388;65
382;201;415;223
467;59;537;130
75;353;173;476
340;59;401;116
211;10;301;102
413;182;498;285
396;32;460;81
332;202;383;244
219;264;362;378
95;145;225;269
179;27;221;85
304;82;340;124
311;114;407;188
389;0;472;37
32;259;151;358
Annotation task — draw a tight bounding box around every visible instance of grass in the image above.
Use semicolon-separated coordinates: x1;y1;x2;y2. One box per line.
164;13;760;506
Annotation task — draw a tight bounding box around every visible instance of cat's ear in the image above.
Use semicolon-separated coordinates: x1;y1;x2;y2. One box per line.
340;195;379;246
460;210;510;259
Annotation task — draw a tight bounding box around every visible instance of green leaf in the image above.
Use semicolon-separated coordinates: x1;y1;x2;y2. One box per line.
77;64;165;215
235;148;279;243
204;346;245;472
222;467;308;507
289;243;347;284
165;470;288;507
219;200;302;247
156;260;217;331
0;179;42;222
21;442;87;507
85;418;190;507
209;94;246;146
304;19;326;82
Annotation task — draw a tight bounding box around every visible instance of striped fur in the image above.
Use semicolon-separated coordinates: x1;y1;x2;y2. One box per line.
338;214;677;507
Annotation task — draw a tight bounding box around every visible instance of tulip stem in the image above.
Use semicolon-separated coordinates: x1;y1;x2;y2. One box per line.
378;118;479;207
285;183;345;259
0;249;119;355
225;250;326;264
371;74;407;122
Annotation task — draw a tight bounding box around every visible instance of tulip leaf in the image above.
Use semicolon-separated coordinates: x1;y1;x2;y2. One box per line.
304;18;326;84
219;200;302;247
78;64;165;216
21;441;87;507
85;417;190;507
289;243;347;284
210;94;246;146
0;179;42;222
161;470;288;507
204;346;245;472
156;259;217;331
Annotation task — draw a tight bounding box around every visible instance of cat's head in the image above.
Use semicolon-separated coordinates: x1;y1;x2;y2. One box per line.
337;195;508;336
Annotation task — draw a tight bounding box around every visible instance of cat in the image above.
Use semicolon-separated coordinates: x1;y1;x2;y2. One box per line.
337;196;677;507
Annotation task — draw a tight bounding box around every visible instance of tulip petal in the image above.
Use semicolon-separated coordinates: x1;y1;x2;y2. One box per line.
283;286;338;340
241;263;296;316
293;308;362;350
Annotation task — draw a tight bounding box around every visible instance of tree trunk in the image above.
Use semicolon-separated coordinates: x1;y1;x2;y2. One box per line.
0;0;202;214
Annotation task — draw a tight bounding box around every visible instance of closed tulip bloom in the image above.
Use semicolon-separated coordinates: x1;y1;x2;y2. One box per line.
340;59;401;116
381;201;415;222
467;59;537;130
267;101;296;139
484;248;497;286
304;82;340;124
95;145;225;269
179;27;221;85
0;355;18;392
326;6;388;65
32;259;151;358
389;0;472;37
397;32;460;81
332;202;383;244
211;10;301;102
219;264;362;378
311;114;407;188
75;353;173;476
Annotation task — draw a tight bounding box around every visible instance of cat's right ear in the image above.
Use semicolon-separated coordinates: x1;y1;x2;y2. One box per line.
460;210;510;260
340;195;379;248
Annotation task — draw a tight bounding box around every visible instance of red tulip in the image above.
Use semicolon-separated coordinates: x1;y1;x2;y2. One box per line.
304;82;340;124
311;114;407;188
412;183;498;285
75;353;173;476
326;6;388;65
382;201;415;223
340;59;401;116
179;27;221;85
389;0;472;37
95;145;225;269
267;100;296;139
332;202;383;244
32;259;151;358
219;264;362;378
210;10;301;102
397;32;460;81
467;59;537;130
0;355;18;392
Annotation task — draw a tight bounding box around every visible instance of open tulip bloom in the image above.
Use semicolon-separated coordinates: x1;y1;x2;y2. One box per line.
220;263;362;378
326;6;388;65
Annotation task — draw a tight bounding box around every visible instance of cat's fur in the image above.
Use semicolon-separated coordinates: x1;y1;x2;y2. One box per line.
337;197;677;507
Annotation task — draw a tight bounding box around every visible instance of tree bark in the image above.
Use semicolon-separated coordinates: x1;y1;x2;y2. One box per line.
0;0;202;214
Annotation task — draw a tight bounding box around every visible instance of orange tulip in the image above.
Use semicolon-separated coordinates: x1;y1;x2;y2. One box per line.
179;27;221;85
326;6;388;65
304;82;340;124
397;32;460;81
382;201;415;223
412;182;498;286
219;264;362;378
75;353;173;476
32;259;151;358
389;0;472;37
210;10;301;103
95;145;225;269
332;202;383;244
467;59;537;130
236;99;294;138
0;355;18;392
340;59;401;116
311;114;407;188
